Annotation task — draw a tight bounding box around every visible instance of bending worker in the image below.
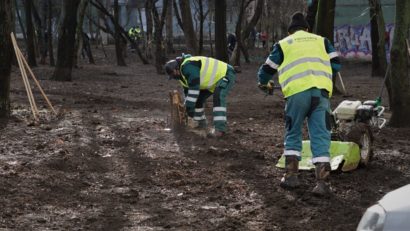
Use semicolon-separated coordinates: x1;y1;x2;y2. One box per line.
165;54;236;137
257;12;341;195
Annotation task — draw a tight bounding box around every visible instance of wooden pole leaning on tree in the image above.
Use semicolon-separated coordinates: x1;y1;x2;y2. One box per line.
16;42;57;115
11;32;39;121
10;32;57;121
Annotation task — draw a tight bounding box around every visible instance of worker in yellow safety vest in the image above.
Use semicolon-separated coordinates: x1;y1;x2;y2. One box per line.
128;26;142;51
165;54;236;138
257;12;341;196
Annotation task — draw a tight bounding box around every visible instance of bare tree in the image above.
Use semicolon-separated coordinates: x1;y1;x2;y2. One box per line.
114;0;126;66
0;0;13;117
369;0;387;77
388;0;410;127
165;0;174;54
31;1;46;64
74;0;89;66
52;0;81;81
90;0;149;64
207;2;214;56
145;0;153;59
239;0;264;63
47;0;55;66
215;0;228;62
15;0;27;46
173;0;183;32
24;0;37;66
195;0;209;55
151;0;169;74
264;0;306;46
305;0;318;32
314;0;339;93
231;0;247;66
137;5;146;50
314;0;335;43
179;0;198;54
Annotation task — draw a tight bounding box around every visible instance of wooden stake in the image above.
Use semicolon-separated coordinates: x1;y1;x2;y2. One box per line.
16;44;57;115
11;33;39;121
406;39;410;57
337;72;347;96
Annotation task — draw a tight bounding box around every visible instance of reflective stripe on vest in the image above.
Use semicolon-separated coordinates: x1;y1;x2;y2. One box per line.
278;31;333;97
180;56;228;92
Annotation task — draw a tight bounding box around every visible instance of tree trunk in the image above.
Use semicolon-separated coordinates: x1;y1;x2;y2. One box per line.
145;0;153;59
90;0;148;64
88;3;94;40
315;0;337;92
388;0;410;127
173;0;184;32
137;6;146;51
208;9;214;56
314;0;335;43
114;0;126;66
89;1;149;64
31;0;47;64
198;0;208;55
232;0;246;66
24;0;37;67
179;0;198;54
215;0;228;62
240;0;264;63
74;0;88;67
166;0;174;54
47;0;55;66
369;0;387;77
151;0;169;74
305;0;318;32
0;0;13;118
15;0;27;45
52;0;81;81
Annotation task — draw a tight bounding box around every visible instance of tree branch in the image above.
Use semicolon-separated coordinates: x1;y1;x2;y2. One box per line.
90;0;149;64
173;0;184;32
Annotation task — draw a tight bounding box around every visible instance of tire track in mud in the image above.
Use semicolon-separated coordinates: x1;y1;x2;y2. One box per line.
44;104;183;230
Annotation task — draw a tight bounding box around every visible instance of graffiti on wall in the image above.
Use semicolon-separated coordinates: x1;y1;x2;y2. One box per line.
334;24;394;59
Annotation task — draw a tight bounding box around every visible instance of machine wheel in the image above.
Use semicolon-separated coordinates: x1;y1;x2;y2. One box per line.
345;123;373;167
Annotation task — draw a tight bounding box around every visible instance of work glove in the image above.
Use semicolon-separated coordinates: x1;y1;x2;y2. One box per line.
258;80;274;95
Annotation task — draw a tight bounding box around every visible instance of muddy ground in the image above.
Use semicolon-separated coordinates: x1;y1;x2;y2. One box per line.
1;46;410;231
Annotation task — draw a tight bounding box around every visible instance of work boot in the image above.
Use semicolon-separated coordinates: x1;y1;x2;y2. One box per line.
312;162;332;196
280;155;300;189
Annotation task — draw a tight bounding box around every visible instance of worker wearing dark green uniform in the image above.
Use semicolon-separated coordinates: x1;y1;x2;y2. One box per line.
257;12;341;195
165;54;236;137
128;26;142;41
128;26;142;51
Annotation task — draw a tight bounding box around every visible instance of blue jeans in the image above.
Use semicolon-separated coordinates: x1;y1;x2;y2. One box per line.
283;88;331;163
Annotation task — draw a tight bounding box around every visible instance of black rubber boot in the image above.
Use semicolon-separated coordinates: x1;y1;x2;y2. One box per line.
280;156;300;189
312;162;332;196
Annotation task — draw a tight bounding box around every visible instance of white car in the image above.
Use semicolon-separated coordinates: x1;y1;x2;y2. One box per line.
357;184;410;231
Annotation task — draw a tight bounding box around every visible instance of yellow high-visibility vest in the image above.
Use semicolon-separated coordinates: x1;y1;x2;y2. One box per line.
180;56;228;92
278;30;333;97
